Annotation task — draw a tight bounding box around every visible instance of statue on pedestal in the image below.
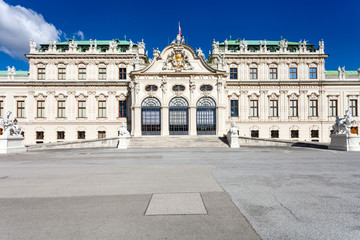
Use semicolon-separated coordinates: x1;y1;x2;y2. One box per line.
0;111;22;137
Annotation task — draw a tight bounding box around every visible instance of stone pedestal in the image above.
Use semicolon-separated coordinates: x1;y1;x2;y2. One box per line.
329;134;360;151
0;136;26;154
227;133;240;148
117;136;130;149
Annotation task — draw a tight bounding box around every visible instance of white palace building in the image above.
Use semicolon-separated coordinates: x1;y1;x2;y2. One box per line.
0;34;359;145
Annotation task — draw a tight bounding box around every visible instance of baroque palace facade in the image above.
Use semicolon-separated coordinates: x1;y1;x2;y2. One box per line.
0;34;359;145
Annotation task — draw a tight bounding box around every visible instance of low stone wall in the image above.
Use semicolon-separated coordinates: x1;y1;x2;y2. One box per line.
27;137;119;151
238;136;328;149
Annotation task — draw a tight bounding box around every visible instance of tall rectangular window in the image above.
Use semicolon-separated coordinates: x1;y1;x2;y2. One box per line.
17;100;25;118
329;100;338;117
0;100;3;117
231;100;238;117
79;68;86;80
98;131;106;139
57;101;65;118
57;131;65;140
309;100;318;117
250;68;258;79
289;100;298;117
98;101;106;118
250;100;258;117
119;100;126;117
99;68;107;80
230;68;238;79
269;100;278;117
350;99;358;116
270;68;277;79
38;68;45;80
289;68;297;79
309;67;317;79
78;101;86;118
119;68;127;80
37;100;45;118
58;68;66;80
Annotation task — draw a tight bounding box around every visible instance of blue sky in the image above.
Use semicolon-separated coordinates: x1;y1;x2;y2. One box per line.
0;0;359;71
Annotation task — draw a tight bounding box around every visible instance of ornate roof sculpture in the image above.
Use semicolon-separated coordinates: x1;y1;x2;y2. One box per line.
162;34;193;72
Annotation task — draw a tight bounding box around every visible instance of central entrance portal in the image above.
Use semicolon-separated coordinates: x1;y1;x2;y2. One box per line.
196;97;216;135
141;97;161;135
169;97;189;135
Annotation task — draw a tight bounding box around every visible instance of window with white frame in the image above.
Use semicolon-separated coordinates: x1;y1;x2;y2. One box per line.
329;99;338;117
309;99;318;117
289;100;298;117
250;100;258;117
269;100;278;117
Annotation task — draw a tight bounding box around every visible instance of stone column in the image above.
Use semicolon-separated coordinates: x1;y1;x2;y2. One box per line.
260;90;268;121
240;90;248;122
280;90;288;121
161;106;169;136
132;106;141;136
189;106;197;136
300;90;308;121
217;106;226;135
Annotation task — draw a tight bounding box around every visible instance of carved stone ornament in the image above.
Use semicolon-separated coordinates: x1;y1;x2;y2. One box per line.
116;93;127;101
162;45;193;72
75;93;88;100
34;93;47;100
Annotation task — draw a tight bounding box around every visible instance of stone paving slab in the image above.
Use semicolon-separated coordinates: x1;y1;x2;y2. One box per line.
145;193;207;215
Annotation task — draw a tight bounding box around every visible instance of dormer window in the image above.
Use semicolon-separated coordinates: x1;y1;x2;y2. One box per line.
200;85;213;92
145;85;158;91
172;85;185;92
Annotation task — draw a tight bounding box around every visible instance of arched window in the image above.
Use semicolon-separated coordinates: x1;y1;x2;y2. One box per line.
169;97;188;107
197;97;216;107
200;85;213;92
145;85;158;92
172;85;185;92
142;97;161;107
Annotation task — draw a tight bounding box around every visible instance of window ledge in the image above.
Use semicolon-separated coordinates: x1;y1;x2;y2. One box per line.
308;116;319;120
248;117;259;121
55;117;67;120
116;117;127;119
96;117;108;120
35;117;47;120
76;117;88;120
288;116;299;120
269;116;279;120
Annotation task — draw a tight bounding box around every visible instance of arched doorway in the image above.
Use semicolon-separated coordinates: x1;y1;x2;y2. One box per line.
169;97;189;135
196;97;216;135
141;97;161;135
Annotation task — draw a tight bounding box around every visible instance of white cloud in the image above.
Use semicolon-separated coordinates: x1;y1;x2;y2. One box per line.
75;30;84;40
0;0;61;59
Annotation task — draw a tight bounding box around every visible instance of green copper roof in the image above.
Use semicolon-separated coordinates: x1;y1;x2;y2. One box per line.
0;70;28;76
220;39;312;46
326;70;359;75
42;39;134;46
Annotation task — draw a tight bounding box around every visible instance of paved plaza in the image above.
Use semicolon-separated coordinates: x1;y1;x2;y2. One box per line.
0;146;359;240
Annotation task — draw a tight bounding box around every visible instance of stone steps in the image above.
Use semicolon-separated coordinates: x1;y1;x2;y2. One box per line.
128;136;229;149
